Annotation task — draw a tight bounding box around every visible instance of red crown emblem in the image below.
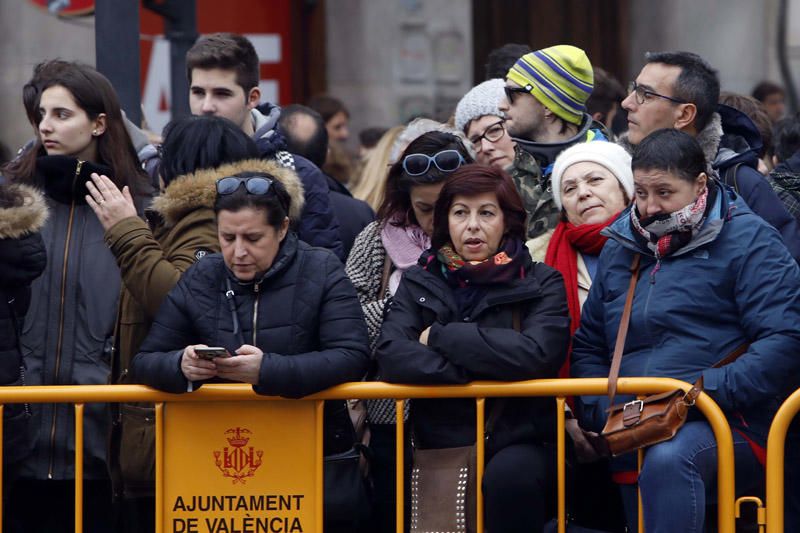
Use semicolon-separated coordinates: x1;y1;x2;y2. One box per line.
214;427;263;484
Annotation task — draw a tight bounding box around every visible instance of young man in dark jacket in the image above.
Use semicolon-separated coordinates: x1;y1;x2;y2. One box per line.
621;50;800;261
128;33;345;260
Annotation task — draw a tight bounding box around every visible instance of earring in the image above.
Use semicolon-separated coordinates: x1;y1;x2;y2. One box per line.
92;129;98;136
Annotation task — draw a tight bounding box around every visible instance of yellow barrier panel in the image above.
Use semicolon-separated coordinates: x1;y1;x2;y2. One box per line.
766;387;800;532
0;377;736;533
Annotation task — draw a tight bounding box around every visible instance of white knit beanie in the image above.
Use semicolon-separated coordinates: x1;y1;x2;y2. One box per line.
454;78;506;133
550;141;634;210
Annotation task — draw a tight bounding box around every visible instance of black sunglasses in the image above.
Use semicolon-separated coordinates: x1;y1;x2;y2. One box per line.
402;150;466;177
504;85;532;104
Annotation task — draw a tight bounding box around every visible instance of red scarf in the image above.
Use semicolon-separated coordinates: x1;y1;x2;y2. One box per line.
544;215;617;378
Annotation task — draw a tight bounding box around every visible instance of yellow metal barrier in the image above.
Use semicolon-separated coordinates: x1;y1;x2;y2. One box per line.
0;377;737;533
766;387;800;532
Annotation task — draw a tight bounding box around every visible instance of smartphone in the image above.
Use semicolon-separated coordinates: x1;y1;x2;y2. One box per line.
195;347;230;360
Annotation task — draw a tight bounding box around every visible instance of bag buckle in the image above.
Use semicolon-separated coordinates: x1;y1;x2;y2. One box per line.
622;400;644;427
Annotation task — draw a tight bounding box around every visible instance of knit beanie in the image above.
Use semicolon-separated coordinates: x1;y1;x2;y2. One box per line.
550;141;634;210
454;78;506;132
506;45;594;126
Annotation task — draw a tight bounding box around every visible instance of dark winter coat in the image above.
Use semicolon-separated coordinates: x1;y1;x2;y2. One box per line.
767;151;800;223
252;105;345;260
375;251;570;453
0;183;48;466
132;233;369;397
14;156;138;480
326;174;375;257
571;184;800;447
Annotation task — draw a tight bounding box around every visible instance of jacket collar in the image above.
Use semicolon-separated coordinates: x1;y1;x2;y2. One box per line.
36;155;112;205
226;232;299;291
512;114;607;172
0;183;49;239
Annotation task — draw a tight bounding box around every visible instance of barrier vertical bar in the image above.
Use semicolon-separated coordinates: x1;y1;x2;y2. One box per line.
155;402;164;533
556;397;566;533
766;389;800;532
637;447;644;533
476;398;485;533
396;400;405;533
74;403;84;533
315;401;324;533
0;404;4;532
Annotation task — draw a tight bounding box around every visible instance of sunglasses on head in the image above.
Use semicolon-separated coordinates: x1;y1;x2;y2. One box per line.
216;175;288;212
402;149;466;177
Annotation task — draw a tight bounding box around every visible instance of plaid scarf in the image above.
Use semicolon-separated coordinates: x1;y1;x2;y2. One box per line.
629;185;713;278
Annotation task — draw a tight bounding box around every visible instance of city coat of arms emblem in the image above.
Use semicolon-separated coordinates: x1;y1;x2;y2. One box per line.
213;427;264;484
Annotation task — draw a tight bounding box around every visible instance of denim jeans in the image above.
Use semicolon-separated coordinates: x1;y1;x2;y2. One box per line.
618;421;762;532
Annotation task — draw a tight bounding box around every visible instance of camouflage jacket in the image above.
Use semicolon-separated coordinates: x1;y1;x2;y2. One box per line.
507;147;561;239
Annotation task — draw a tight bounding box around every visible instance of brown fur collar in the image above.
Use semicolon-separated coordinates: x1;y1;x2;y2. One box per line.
151;158;305;227
0;183;49;239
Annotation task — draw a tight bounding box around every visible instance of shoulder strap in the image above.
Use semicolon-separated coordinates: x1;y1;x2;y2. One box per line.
725;163;743;194
606;254;641;409
378;252;393;297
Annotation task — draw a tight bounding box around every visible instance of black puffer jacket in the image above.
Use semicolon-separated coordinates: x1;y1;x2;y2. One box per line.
133;233;370;398
375;251;570;453
0;184;48;466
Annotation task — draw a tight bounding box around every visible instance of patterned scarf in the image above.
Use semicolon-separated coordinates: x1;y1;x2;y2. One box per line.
630;186;711;264
435;237;527;287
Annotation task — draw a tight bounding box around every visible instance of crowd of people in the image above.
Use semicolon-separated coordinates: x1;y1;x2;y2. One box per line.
2;31;800;533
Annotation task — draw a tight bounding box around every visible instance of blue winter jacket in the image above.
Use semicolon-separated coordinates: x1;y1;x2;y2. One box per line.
571;183;800;445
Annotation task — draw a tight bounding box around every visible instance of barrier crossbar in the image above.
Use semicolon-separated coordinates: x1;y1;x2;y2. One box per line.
0;377;736;533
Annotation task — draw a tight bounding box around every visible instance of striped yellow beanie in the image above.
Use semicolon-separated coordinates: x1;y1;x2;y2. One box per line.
506;45;594;125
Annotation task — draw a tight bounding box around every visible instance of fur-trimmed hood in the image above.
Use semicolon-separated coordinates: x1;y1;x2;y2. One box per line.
0;183;49;239
150;158;305;227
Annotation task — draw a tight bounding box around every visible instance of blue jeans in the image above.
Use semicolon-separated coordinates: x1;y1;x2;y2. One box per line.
618;421;762;533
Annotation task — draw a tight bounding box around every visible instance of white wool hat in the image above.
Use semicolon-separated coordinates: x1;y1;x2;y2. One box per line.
454;78;506;133
550;141;634;210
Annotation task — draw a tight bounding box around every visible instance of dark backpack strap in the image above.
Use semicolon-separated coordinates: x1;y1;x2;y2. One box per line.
724;163;743;194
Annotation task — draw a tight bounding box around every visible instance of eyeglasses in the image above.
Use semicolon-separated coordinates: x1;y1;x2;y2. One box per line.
627;81;688;105
402;150;466;176
216;176;275;196
504;85;531;104
469;120;506;150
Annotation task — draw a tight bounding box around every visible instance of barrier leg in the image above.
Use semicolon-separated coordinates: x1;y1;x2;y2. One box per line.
156;402;164;533
396;400;405;533
556;398;566;533
476;398;485;533
315;401;324;533
74;403;84;533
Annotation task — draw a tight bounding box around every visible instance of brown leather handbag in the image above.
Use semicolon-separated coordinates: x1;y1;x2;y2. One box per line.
600;254;748;457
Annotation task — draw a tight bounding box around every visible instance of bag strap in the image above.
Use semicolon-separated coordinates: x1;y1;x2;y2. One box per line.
606;254;641;409
378;252;393;297
682;341;750;405
725;163;743;194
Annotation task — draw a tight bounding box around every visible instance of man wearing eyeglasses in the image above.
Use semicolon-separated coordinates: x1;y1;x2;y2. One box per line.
622;51;800;262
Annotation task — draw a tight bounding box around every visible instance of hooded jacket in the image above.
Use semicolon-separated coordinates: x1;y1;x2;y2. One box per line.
0;184;48;466
571;183;800;447
105;158;305;380
375;251;570;452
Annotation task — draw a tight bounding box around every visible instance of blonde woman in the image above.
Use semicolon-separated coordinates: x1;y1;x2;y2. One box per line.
351;125;404;210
